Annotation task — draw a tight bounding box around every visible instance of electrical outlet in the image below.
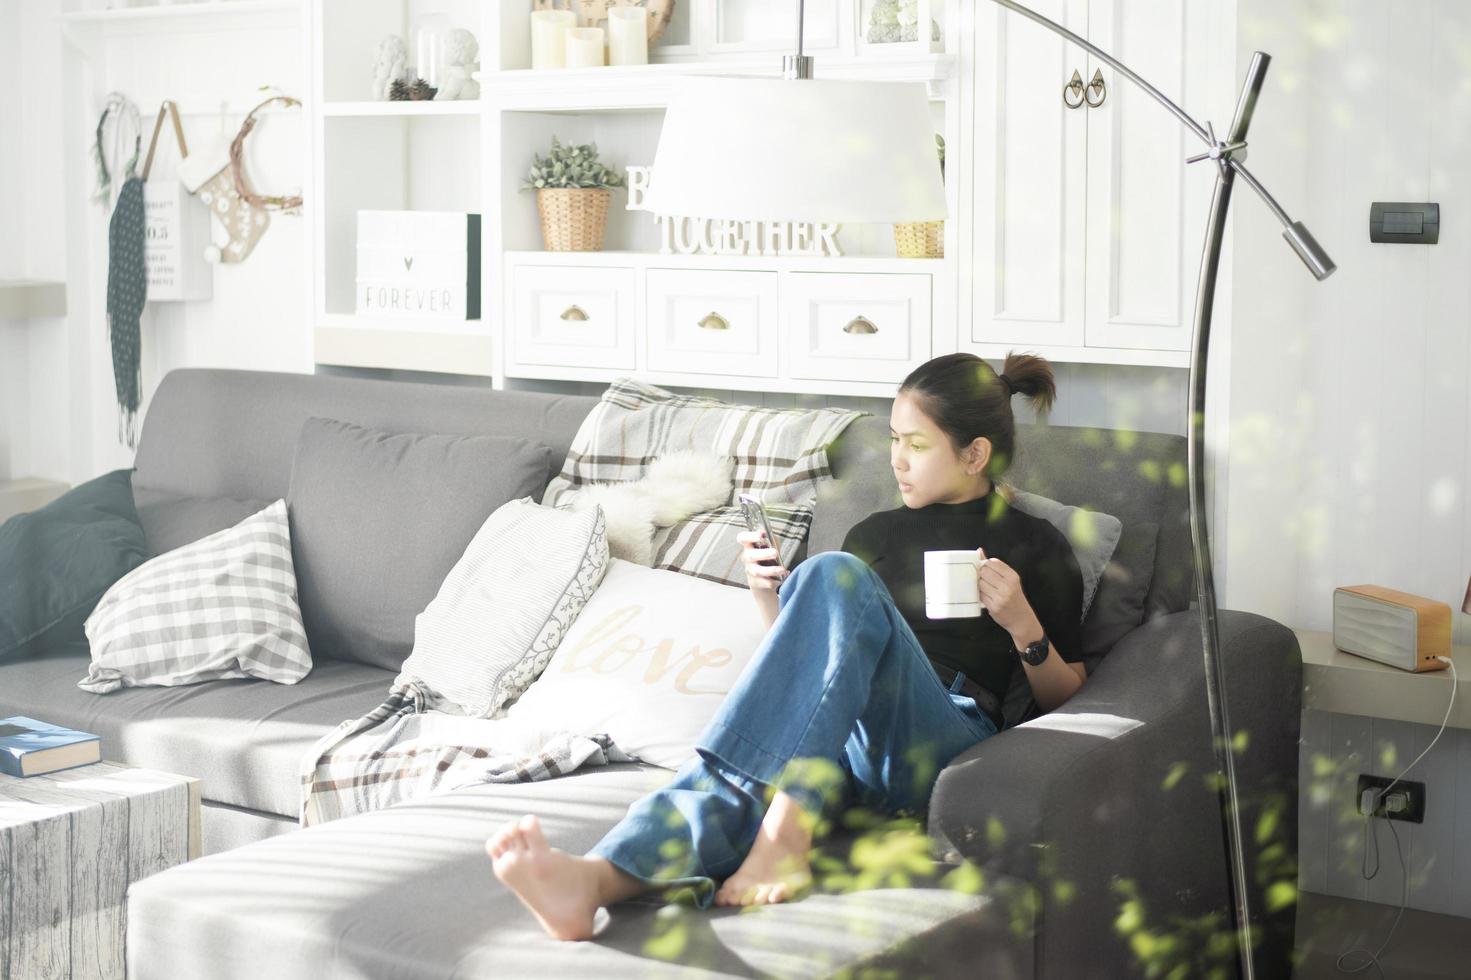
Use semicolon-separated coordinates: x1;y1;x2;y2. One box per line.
1357;774;1427;823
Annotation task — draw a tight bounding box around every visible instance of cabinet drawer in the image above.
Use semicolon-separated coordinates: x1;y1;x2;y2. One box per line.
783;273;931;383
645;269;779;378
509;265;636;370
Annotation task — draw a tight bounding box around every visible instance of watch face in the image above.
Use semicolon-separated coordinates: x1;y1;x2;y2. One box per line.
1021;637;1049;665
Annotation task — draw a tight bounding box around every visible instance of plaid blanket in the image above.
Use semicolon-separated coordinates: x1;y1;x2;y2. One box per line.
542;378;867;587
299;683;637;827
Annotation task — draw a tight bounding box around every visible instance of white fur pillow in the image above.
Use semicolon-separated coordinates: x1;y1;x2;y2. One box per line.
505;558;767;770
557;450;733;566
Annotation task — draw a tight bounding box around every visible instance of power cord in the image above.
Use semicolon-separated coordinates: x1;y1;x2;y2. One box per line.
1335;655;1457;976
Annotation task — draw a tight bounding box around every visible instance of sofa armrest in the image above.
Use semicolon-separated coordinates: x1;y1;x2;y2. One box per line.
929;606;1300;871
926;608;1303;974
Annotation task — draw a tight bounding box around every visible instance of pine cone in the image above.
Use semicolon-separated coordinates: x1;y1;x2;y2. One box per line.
388;78;410;101
408;77;438;101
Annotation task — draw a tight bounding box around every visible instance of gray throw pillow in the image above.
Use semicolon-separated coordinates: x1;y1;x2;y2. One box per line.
1000;483;1122;619
287;417;555;671
1002;521;1159;727
1081;520;1159;663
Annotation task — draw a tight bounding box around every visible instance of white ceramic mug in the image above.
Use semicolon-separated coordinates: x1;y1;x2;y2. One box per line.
923;550;986;619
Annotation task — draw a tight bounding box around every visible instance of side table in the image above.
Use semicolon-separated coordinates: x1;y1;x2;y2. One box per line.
0;761;201;979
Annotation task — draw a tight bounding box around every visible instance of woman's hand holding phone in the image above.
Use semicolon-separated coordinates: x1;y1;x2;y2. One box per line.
738;529;789;593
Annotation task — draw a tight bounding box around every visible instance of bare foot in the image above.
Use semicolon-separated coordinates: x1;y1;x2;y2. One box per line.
714;790;814;907
486;814;623;940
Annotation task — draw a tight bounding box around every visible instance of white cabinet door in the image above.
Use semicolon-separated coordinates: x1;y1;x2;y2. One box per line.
1083;0;1216;352
971;0;1090;349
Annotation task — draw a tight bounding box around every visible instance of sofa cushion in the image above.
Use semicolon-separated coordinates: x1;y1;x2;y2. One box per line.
79;500;312;694
132;487;271;558
0;469;149;662
287;417;555;671
125;767;1031;980
0;639;393;818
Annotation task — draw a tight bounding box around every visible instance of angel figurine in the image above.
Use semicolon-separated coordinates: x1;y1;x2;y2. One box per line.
371;35;409;100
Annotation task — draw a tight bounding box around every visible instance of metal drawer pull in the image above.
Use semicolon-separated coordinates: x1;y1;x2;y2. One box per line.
843;316;879;335
560;305;589;321
698;312;730;331
1085;68;1107;108
1063;69;1085;109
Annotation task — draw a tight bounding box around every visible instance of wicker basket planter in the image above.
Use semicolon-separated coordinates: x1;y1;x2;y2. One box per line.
537;188;612;252
894;220;944;258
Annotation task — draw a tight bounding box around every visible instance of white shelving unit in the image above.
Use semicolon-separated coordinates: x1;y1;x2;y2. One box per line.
307;0;1210;384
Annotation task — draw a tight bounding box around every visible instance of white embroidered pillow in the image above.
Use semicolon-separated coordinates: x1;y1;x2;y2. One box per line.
393;497;609;718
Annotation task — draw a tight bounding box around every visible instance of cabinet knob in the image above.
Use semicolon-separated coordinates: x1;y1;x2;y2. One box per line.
1085;69;1107;108
843;316;879;335
1063;69;1086;109
560;304;589;321
697;311;730;331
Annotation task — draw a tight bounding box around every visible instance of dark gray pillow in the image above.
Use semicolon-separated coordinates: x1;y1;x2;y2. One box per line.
1081;520;1159;663
1002;521;1158;727
0;469;148;662
132;488;271;557
286;417;555;671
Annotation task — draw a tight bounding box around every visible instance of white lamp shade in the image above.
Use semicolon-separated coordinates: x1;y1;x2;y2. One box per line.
644;75;947;224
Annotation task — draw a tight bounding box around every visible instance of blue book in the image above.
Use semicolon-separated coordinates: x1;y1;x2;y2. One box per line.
0;716;102;778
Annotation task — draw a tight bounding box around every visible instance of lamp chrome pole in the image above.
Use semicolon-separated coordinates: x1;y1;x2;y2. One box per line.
982;3;1336;978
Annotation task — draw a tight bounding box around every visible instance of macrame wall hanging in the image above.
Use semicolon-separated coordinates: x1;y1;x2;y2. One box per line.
94;92;146;449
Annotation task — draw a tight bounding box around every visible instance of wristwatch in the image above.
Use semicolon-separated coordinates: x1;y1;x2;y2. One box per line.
1016;633;1050;666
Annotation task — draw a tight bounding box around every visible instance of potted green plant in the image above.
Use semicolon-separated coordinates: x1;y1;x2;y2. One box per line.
523;136;627;252
894;133;944;259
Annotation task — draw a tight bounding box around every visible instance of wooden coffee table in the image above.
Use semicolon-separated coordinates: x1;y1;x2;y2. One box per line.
0;760;201;979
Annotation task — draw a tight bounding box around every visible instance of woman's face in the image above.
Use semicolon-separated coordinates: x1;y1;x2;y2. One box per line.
889;392;990;507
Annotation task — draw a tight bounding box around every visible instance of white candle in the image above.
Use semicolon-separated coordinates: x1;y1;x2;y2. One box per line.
607;6;649;66
566;27;605;68
530;9;576;70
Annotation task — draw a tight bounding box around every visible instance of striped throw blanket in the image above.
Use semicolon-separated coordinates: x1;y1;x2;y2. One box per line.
542;377;867;588
299;683;638;827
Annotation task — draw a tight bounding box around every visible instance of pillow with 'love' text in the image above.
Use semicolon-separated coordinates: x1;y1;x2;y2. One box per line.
505;557;767;770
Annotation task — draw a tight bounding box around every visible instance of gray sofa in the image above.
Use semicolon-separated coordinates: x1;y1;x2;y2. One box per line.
0;368;1302;978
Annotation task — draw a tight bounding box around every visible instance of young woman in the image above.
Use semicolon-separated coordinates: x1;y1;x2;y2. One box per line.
486;351;1087;941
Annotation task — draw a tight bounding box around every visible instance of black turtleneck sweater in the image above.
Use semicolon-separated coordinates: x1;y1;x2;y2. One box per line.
840;484;1084;703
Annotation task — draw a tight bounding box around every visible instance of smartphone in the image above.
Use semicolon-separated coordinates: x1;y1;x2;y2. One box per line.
737;493;781;567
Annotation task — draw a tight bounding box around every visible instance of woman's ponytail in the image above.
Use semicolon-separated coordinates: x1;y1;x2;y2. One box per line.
899;350;1058;480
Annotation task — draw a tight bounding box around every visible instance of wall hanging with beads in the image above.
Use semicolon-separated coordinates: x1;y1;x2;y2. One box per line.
176;94;303;265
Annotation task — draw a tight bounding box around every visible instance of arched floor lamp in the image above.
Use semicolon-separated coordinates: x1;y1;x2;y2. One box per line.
646;3;1338;976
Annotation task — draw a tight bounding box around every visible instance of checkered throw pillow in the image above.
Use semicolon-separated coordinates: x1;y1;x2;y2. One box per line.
542;378;867;587
78;499;312;694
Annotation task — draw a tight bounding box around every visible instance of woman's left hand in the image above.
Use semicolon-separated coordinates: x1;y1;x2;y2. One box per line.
975;546;1041;639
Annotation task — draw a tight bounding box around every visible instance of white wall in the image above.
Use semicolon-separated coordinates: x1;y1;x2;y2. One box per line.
0;0;311;487
1228;0;1471;643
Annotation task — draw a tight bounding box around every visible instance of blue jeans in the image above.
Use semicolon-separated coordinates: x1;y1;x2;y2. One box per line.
583;551;999;909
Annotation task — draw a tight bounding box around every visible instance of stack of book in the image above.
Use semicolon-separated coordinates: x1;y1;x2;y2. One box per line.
0;716;101;777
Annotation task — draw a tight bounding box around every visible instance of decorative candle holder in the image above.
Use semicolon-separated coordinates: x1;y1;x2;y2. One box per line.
566;27;606;69
607;7;649;66
530;9;576;70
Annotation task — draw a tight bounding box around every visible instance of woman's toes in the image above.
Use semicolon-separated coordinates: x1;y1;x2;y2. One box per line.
521;814;547;846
